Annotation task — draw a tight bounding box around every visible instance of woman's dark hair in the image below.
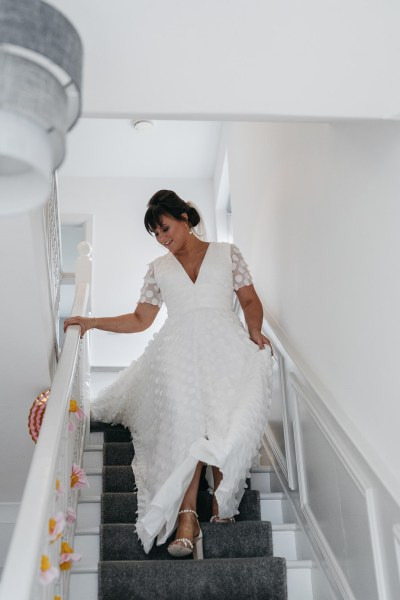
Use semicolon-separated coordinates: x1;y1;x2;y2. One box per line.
144;190;201;234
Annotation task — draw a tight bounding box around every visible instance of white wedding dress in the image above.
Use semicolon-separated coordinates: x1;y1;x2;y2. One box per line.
91;241;273;553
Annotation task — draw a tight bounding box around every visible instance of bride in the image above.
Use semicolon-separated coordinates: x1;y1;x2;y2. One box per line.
64;189;273;559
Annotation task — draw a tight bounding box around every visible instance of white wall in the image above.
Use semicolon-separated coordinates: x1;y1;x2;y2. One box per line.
49;0;400;119
0;209;54;502
58;176;216;367
225;121;400;496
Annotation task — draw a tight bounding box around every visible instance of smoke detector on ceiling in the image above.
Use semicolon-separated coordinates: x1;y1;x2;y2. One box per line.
131;120;155;133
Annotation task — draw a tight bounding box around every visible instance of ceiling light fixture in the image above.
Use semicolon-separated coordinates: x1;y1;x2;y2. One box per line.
0;0;83;214
131;120;155;133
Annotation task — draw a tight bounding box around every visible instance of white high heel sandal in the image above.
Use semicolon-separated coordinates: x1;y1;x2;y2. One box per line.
167;509;204;560
210;493;235;523
210;515;235;523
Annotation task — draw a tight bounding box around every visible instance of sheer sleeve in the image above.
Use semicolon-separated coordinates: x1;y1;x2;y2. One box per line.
137;263;163;307
230;244;253;291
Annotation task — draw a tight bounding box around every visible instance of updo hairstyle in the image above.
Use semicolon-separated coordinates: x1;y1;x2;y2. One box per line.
144;190;201;235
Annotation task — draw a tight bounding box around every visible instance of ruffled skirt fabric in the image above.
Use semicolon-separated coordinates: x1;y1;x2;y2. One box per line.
91;308;273;553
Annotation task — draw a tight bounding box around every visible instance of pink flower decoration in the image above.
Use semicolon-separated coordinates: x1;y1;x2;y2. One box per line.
70;463;89;489
39;555;59;585
66;507;76;524
49;512;65;543
59;541;81;570
68;420;76;433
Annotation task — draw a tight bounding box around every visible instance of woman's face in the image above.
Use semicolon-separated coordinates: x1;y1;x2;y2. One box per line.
153;213;189;254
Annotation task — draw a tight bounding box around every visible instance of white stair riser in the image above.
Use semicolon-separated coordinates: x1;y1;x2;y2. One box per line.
70;572;97;600
77;502;101;529
74;534;100;567
287;566;313;600
81;474;102;497
251;472;282;493
260;497;284;524
89;431;104;445
251;472;272;493
83;450;103;470
272;530;297;561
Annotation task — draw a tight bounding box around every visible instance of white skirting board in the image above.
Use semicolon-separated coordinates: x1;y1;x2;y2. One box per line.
261;311;400;600
0;504;20;569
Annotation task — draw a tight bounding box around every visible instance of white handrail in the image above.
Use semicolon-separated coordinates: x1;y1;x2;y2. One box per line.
0;245;92;600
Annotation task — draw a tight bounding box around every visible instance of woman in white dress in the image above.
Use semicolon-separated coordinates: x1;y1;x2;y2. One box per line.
64;190;273;560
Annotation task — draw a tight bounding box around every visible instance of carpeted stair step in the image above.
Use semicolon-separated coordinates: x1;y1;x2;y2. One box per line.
103;466;136;493
102;465;210;493
101;521;273;561
104;429;132;443
197;489;261;522
98;556;287;600
103;442;134;466
90;420;128;433
102;490;261;524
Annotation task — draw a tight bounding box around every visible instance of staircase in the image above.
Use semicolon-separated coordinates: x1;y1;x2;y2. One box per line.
70;422;316;599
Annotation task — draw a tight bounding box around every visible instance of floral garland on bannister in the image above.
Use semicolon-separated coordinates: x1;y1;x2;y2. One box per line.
39;464;89;590
28;391;89;596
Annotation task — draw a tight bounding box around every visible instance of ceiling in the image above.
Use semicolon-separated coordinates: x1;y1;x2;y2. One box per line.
47;2;223;180
60;118;222;179
47;1;400;120
49;1;400;178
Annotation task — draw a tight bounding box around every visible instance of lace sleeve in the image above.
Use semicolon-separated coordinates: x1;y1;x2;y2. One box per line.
137;263;163;307
230;244;253;291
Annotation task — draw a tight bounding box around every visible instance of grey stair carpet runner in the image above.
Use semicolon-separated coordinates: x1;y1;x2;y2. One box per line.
91;421;287;600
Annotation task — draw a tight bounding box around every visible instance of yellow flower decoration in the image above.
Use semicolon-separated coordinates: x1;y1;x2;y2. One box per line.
59;541;81;571
39;554;59;585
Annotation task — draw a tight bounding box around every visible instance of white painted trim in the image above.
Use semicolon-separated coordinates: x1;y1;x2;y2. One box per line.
290;375;372;495
71;565;98;574
291;385;353;598
393;525;400;583
291;386;308;505
286;560;315;569
262;435;343;599
75;528;100;536
62;272;75;284
264;348;288;481
302;503;356;600
78;496;101;504
61;213;93;248
91;365;125;372
368;488;391;600
291;376;391;600
0;504;20;524
262;307;400;505
262;328;297;490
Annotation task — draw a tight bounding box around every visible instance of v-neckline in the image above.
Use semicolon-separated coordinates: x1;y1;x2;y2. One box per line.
170;242;212;285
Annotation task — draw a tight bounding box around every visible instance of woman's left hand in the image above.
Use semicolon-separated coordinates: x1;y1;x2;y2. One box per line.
249;330;273;353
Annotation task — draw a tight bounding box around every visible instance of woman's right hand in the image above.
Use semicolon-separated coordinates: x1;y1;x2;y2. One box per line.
64;316;95;338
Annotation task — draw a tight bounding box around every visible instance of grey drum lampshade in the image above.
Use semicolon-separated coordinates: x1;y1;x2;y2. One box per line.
0;0;83;213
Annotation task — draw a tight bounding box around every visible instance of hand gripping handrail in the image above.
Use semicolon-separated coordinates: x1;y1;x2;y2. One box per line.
0;243;92;600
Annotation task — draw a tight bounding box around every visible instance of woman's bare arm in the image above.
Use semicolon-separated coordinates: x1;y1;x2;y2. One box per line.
64;302;160;338
235;285;272;351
